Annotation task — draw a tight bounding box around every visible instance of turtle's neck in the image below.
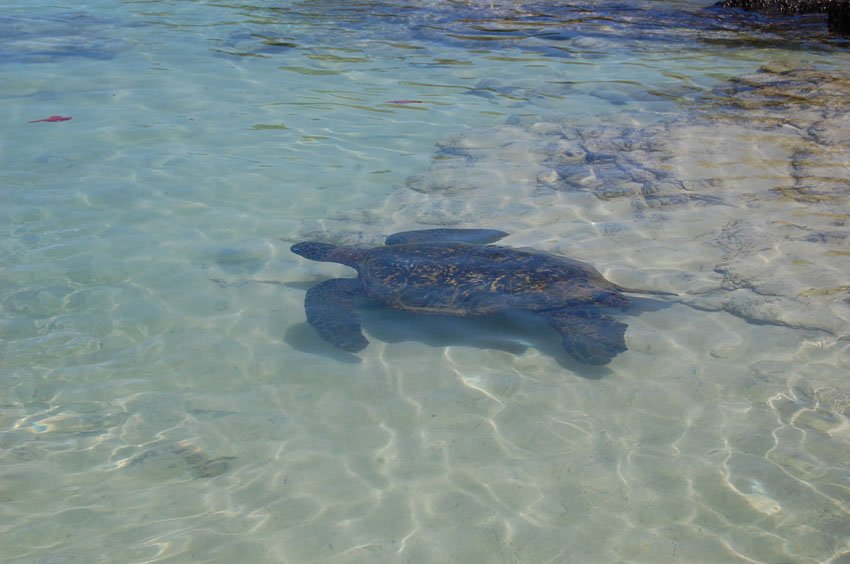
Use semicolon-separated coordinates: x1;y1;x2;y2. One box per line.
326;245;368;268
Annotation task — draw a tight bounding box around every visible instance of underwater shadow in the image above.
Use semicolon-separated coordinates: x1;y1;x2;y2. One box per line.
361;306;612;378
285;295;674;378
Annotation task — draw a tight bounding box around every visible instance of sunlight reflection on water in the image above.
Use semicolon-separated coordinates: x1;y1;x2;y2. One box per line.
2;0;850;562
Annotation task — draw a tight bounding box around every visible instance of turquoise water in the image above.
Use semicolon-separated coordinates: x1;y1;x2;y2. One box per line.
3;1;850;562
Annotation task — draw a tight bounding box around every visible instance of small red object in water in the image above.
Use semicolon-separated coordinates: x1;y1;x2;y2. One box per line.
30;115;73;123
385;100;424;104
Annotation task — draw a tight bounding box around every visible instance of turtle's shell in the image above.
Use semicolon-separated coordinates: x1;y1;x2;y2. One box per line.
353;242;630;315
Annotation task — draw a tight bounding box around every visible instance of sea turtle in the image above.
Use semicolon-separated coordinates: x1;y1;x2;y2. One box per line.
290;228;674;365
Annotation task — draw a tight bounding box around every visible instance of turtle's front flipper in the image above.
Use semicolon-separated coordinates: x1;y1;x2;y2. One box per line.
304;278;368;352
538;309;627;365
385;228;508;246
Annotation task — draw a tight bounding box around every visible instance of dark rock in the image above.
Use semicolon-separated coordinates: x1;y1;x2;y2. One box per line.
717;0;850;34
830;2;850;30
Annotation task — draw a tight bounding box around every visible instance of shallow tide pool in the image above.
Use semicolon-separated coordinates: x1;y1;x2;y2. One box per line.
2;1;850;562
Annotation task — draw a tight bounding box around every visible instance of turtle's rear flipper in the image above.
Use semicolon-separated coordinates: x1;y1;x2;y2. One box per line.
539;309;627;365
385;228;508;246
304;278;368;352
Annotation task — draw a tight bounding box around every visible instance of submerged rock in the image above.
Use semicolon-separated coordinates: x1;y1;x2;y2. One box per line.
121;440;235;480
0;12;126;63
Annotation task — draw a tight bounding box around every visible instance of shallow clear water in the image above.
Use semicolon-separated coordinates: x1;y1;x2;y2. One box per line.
2;1;850;562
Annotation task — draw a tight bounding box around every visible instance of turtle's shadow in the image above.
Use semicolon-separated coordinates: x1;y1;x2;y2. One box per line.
284;298;672;378
362;307;602;375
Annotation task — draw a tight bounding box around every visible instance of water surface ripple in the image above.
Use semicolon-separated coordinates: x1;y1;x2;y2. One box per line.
2;0;850;562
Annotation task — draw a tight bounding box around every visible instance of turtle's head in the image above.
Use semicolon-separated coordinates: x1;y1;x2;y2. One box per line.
291;241;360;266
